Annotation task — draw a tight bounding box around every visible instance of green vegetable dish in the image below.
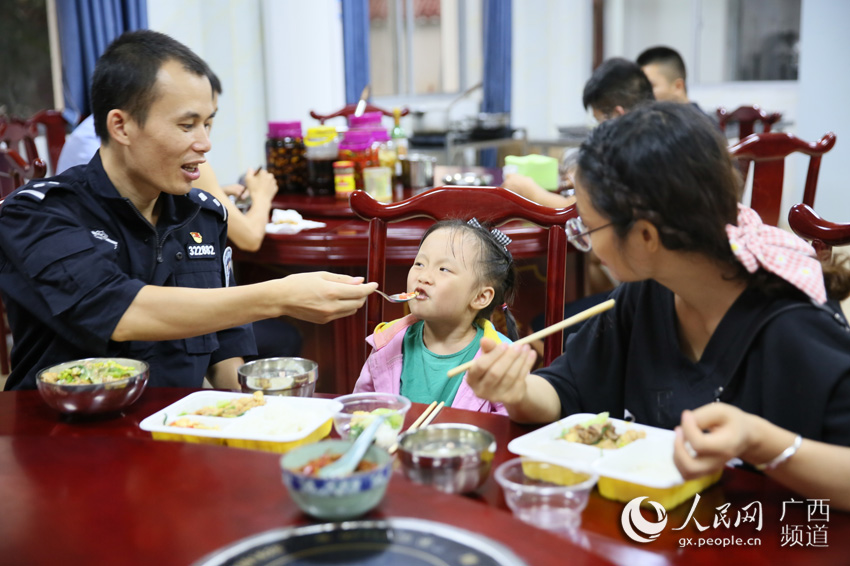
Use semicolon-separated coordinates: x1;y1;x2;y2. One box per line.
350;408;404;436
41;360;138;385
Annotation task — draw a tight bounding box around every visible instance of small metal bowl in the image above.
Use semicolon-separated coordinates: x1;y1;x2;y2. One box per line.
35;357;149;415
397;424;497;494
237;357;318;397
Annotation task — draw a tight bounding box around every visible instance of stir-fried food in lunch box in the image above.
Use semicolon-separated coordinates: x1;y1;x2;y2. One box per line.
40;360;137;385
192;391;266;417
168;417;221;430
559;412;646;449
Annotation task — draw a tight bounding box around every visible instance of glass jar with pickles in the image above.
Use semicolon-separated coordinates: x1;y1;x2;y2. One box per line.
266;121;307;194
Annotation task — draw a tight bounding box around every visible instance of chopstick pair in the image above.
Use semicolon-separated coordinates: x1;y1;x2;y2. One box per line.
388;401;444;454
410;400;444;431
446;298;616;378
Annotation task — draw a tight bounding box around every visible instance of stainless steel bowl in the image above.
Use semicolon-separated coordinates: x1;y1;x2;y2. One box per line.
399;154;437;188
397;424;497;493
35;357;149;415
237;357;318;397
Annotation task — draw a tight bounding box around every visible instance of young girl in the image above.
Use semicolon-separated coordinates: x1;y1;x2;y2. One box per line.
466;102;850;445
353;219;519;414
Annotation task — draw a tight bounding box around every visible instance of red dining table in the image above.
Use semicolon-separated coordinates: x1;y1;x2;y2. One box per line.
232;167;584;394
1;388;846;566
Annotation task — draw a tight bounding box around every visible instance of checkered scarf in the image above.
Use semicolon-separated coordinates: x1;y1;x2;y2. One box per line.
726;204;826;304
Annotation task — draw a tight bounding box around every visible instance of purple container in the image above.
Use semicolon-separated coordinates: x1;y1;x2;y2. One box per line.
348;112;383;129
340;129;375;152
268;120;303;139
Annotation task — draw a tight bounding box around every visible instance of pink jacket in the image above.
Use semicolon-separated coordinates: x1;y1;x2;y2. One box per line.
353;314;508;415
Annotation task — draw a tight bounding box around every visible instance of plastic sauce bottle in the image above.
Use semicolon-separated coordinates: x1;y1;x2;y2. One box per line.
266;121;307;194
304;126;339;197
333;161;356;200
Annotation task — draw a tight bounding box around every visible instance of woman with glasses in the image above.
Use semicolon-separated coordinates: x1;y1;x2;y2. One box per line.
466;102;850;447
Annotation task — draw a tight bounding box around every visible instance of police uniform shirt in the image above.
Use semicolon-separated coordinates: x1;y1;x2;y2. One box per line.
0;152;256;390
535;279;850;446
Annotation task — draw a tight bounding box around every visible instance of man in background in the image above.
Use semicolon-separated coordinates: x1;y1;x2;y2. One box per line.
637;46;692;104
505;57;654;207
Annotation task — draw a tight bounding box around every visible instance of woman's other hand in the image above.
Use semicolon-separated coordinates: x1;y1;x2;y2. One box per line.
674;403;752;480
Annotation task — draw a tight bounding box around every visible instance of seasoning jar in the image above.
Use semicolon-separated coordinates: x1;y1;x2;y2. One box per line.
304;126;339;197
338;130;378;191
333;161;356;200
266;121;307;194
371;129;397;173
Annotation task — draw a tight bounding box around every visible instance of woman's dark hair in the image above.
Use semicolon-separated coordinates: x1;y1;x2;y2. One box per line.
419;219;519;340
576;101;850;301
91;30;218;143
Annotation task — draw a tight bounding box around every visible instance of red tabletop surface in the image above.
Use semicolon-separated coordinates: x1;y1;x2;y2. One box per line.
1;389;846;566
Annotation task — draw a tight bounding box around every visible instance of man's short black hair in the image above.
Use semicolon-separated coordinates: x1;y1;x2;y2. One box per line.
91;30;218;143
582;58;655;115
637;46;687;82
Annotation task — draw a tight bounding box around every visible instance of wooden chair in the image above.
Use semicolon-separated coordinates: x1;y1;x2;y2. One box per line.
717;105;782;140
349;186;578;369
728;131;837;226
0;147;47;200
0;147;47;376
0;109;68;175
788;203;850;261
310;104;409;125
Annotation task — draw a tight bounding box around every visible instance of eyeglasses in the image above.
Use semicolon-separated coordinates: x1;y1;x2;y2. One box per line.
565;217;612;252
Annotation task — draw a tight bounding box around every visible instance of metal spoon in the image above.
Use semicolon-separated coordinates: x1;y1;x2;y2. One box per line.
374;290;419;303
318;415;386;479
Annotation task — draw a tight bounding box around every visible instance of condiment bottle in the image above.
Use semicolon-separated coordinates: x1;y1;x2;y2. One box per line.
371;129;397;172
391;107;408;159
333;161;356;200
338;130;378;191
265;121;307;194
304;126;339;197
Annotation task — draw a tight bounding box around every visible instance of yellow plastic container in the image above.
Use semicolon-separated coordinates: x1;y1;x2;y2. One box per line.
598;471;723;510
151;419;333;454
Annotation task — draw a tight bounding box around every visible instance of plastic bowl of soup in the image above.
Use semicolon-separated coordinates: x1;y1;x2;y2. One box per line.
36;357;149;415
280;439;392;520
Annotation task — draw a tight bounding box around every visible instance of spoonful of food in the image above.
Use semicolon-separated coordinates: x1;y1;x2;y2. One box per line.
373;290;419;303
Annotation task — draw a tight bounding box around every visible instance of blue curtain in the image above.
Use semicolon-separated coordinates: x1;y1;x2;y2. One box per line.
56;0;148;125
341;0;370;105
480;0;512;167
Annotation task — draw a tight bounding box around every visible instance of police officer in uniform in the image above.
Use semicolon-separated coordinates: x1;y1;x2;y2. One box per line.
0;30;377;390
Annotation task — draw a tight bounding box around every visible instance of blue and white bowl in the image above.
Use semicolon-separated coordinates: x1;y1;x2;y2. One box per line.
280;439;392;520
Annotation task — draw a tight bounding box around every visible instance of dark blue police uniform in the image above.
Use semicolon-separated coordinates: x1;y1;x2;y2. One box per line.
0;152;256;390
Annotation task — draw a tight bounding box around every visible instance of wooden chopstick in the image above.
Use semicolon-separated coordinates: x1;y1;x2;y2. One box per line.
407;401;437;432
419;401;444;428
446;298;616;378
388;400;442;454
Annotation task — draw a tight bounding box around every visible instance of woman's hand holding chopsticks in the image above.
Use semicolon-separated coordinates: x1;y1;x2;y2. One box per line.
464;339;537;407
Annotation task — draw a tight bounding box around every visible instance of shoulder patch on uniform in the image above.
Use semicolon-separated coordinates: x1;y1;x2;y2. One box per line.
11;180;67;203
188;188;227;221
